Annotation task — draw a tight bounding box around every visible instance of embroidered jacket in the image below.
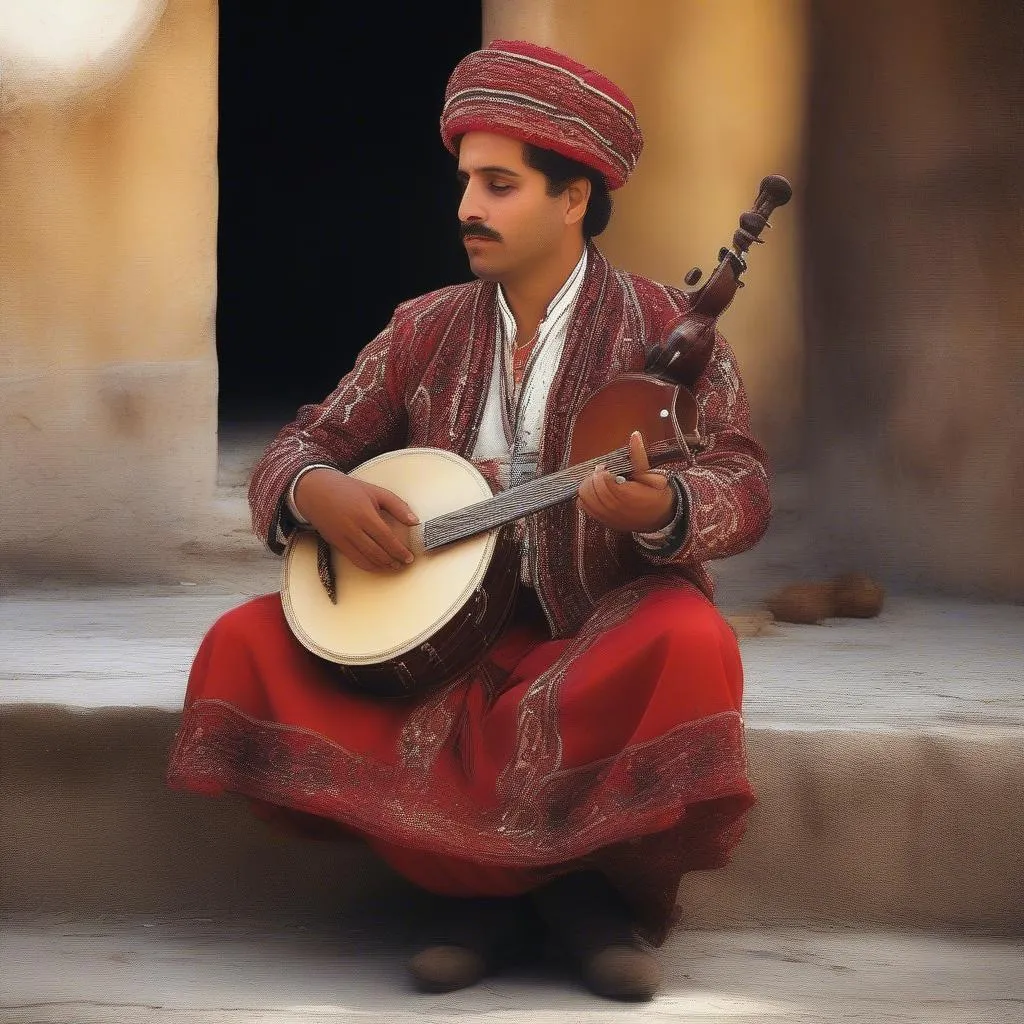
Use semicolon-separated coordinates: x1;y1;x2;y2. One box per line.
249;243;771;638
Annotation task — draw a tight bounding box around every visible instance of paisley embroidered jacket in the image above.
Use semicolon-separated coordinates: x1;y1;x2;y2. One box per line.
249;243;771;639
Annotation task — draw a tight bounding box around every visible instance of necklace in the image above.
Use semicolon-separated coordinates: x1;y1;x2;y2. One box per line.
513;329;538;381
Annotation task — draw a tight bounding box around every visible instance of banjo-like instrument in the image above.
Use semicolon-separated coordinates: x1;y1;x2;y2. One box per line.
281;176;791;699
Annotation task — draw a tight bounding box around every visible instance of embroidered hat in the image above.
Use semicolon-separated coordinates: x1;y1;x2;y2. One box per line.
440;39;643;190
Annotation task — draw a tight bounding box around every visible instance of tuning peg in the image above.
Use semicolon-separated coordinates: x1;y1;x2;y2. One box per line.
684;267;702;286
759;174;793;209
739;211;768;235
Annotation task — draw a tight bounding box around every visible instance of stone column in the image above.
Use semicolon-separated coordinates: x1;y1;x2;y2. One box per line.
0;0;219;582
482;0;808;464
803;0;1024;597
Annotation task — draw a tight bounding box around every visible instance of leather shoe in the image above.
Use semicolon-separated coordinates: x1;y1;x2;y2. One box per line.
581;942;663;1001
530;871;662;1001
408;895;539;993
409;943;488;993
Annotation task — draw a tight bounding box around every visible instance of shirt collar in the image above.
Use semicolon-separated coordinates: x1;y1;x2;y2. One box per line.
496;247;589;343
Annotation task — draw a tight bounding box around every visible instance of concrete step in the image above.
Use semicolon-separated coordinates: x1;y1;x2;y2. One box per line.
2;917;1021;1023
2;702;1021;936
1;587;1022;936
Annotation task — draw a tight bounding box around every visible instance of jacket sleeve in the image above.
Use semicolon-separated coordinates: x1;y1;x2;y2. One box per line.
248;309;413;553
636;330;772;567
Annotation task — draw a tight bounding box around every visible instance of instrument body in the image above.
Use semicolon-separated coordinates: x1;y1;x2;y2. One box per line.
283;450;520;698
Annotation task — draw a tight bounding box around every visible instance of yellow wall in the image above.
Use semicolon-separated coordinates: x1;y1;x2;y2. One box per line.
484;0;807;462
0;0;216;374
0;0;218;580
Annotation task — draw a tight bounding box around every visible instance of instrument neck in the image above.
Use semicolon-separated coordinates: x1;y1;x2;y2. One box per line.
422;441;678;551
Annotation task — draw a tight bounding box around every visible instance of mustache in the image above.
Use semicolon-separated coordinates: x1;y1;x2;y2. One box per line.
460;223;502;242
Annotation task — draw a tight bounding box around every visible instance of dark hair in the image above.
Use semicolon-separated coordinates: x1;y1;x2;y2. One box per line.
522;143;613;239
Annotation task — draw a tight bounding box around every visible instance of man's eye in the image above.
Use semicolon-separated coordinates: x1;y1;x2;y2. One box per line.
489;183;512;194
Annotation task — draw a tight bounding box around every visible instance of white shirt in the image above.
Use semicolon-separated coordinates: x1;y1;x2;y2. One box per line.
471;249;589;490
472;249;589;583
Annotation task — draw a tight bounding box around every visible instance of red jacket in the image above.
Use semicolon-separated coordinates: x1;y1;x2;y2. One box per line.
250;243;771;638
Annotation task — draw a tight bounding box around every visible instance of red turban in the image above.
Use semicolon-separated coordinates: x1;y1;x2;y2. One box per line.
440;39;643;190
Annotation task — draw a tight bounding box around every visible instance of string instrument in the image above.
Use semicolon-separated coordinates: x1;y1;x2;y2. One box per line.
282;175;792;698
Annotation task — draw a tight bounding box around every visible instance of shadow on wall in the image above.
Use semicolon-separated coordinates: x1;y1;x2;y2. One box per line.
802;0;1024;599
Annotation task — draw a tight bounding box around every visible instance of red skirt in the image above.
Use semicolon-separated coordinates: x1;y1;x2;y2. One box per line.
167;577;755;944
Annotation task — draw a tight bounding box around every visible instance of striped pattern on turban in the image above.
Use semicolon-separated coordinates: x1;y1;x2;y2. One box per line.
440;39;643;190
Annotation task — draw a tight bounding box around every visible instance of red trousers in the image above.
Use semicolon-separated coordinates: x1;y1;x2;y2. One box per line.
167;578;754;944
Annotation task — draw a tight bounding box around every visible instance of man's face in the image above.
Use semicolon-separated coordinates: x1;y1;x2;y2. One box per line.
456;131;573;283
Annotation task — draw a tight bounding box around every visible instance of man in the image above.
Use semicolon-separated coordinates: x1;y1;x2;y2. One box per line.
168;39;770;1001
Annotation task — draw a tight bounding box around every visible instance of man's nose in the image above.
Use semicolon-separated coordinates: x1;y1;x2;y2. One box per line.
458;180;485;224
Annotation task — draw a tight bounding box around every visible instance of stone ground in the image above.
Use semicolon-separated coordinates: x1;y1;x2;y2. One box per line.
2;425;1021;1022
4;918;1022;1023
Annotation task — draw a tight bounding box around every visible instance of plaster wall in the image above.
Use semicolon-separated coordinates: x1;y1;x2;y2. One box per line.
0;0;218;581
484;0;808;464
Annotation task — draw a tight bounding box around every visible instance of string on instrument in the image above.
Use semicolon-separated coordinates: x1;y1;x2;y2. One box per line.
423;437;682;550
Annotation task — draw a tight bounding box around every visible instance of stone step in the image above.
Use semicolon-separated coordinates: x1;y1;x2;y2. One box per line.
2;702;1021;935
2;917;1021;1023
1;587;1022;935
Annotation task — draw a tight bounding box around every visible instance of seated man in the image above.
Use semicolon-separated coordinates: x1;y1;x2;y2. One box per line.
168;39;770;1002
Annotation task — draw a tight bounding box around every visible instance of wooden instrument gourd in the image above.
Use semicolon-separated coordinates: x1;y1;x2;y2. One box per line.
281;175;792;698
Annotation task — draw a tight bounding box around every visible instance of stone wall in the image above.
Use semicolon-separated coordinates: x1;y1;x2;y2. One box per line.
0;0;218;582
3;0;1019;598
486;0;1024;599
803;0;1024;597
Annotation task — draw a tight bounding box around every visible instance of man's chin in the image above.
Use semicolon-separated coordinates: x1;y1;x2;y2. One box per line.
465;256;503;282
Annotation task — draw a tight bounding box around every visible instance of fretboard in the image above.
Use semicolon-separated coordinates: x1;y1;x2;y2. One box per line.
421;440;680;551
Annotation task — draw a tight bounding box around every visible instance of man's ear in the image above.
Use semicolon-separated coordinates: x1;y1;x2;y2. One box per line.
564;177;592;227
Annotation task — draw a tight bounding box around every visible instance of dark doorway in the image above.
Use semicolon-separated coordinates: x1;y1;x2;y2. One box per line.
216;3;482;426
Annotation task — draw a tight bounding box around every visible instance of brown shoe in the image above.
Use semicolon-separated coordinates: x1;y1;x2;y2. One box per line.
408;896;540;993
530;871;662;1002
581;942;663;1001
409;943;488;993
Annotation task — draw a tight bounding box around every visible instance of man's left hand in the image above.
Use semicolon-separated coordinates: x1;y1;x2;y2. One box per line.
577;431;676;533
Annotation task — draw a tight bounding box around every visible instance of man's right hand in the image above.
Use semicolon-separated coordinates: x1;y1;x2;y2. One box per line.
293;468;419;573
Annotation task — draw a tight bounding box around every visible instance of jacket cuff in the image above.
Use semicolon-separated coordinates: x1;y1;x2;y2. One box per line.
634;475;691;561
270;463;337;551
